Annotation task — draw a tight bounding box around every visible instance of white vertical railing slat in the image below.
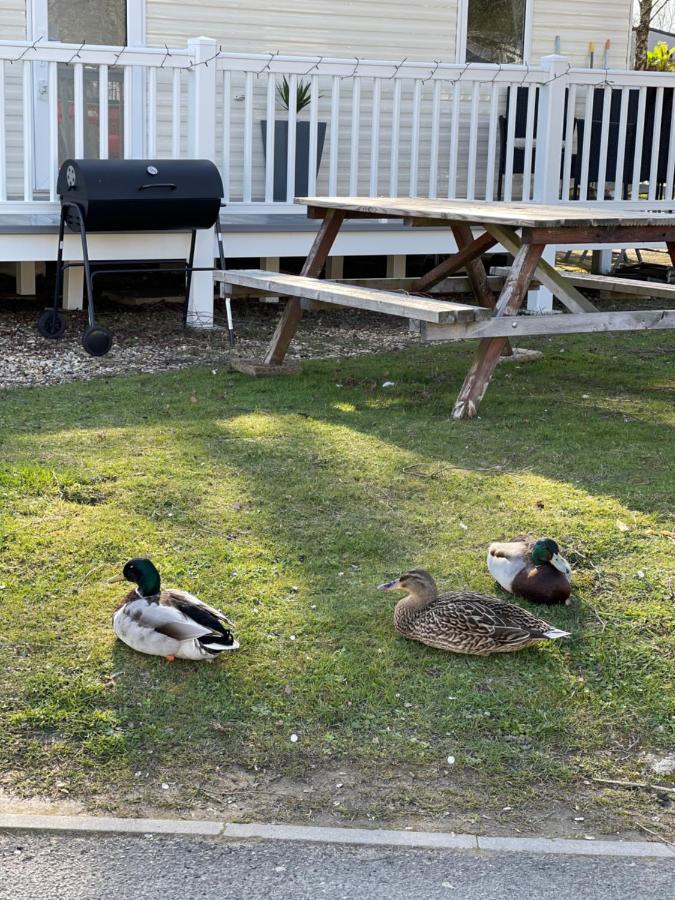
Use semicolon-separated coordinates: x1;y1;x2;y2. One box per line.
447;80;461;198
614;87;629;200
221;69;231;202
521;86;536;202
171;68;181;158
264;72;276;203
349;76;361;195
648;86;664;200
286;72;298;202
0;63;6;202
484;82;499;202
631;87;647;200
73;62;84;158
243;70;253;203
328;75;340;195
428;78;441;199
307;74;320;195
596;85;612;200
389;78;402;196
503;84;518;201
369;77;381;196
48;61;58;198
98;64;109;160
578;86;594;201
147;66;157;158
123;66;132;158
409;79;422;196
22;60;33;200
466;80;480;200
561;83;576;200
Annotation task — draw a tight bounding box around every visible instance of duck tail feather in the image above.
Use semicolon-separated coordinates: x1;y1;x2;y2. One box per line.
544;627;570;640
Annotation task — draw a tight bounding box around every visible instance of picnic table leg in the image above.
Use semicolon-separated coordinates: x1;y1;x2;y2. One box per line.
262;209;345;366
452;243;544;420
410;230;497;293
450;223;512;357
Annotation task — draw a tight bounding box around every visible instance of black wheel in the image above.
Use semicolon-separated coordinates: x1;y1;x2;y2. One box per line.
82;325;113;357
37;309;66;339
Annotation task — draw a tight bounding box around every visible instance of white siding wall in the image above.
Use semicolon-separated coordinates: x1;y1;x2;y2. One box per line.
145;0;460;61
0;1;26;39
531;1;633;67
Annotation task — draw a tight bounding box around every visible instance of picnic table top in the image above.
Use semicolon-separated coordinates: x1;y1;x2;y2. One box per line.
297;197;675;228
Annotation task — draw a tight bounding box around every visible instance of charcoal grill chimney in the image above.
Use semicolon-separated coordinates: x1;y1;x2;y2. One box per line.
38;159;229;356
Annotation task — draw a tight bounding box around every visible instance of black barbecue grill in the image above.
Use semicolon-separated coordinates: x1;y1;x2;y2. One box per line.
38;158;231;356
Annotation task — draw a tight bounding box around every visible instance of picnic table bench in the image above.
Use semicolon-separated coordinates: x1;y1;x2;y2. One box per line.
215;197;675;419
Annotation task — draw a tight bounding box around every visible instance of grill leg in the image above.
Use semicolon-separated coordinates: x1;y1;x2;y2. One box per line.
53;207;67;312
215;219;235;348
182;230;197;326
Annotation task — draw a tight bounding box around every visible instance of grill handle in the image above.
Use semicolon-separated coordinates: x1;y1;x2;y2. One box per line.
138;183;177;191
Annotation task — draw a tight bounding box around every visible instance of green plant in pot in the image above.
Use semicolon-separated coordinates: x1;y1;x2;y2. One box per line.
261;76;327;202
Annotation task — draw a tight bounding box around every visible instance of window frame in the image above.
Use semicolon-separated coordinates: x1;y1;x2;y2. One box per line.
456;0;534;65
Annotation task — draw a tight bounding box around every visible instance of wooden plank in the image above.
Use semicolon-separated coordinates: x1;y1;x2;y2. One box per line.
298;197;675;228
411;231;497;293
225;274;507;298
218;270;490;324
263;209;345;365
565;272;675;299
523;225;675;245
494;268;675;300
423;309;675;341
450;222;512;356
307;206;394;220
486;224;598;314
452;243;544;420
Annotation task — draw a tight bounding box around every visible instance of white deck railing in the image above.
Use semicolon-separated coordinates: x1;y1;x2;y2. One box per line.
1;37;675;212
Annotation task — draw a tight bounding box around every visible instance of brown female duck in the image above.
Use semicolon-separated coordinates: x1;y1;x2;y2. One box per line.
378;569;569;656
487;537;572;605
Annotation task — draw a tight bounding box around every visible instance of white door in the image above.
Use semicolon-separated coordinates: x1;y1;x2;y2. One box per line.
30;0;144;190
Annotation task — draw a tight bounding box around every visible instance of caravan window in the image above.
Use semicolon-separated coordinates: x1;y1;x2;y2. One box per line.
466;0;527;64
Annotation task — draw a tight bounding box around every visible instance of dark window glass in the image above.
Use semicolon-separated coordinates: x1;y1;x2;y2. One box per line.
47;0;127;45
466;0;526;64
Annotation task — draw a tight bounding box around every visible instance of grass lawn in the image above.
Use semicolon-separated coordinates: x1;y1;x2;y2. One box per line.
0;327;673;836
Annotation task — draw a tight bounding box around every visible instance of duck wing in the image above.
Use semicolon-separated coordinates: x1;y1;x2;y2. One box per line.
118;593;218;643
488;536;533;561
161;589;235;638
432;590;566;637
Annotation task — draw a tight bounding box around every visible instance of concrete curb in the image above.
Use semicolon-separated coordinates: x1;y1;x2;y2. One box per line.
0;814;673;859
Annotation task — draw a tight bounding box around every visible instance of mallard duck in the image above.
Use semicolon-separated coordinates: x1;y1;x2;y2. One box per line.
487;536;572;605
110;558;239;661
378;569;569;656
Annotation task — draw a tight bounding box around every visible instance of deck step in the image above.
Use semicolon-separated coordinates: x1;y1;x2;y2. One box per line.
215;269;491;324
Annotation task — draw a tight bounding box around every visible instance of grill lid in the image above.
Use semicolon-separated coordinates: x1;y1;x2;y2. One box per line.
56;159;224;232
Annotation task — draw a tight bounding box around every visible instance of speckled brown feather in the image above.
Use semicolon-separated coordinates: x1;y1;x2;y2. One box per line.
394;589;563;656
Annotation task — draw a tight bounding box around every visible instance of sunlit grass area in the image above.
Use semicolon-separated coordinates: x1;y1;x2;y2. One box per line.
0;329;673;827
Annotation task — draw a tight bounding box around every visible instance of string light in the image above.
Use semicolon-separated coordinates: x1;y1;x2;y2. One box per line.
10;35;42;64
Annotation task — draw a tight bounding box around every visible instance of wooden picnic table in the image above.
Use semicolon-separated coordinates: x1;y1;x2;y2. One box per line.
216;197;675;419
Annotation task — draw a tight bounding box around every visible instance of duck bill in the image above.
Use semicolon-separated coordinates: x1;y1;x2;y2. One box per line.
377;578;401;591
550;553;571;577
107;574;126;583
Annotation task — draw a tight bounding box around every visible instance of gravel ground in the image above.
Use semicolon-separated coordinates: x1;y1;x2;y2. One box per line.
0;295;417;390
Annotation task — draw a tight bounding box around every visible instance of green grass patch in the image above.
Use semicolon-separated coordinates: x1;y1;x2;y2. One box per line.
0;329;673;816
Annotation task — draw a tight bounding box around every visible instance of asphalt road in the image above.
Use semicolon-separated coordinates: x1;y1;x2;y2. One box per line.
1;833;673;900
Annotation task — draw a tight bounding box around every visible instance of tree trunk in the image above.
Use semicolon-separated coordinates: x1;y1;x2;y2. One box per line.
635;0;654;70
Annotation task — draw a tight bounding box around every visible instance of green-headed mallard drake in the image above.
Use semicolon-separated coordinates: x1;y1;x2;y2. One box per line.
378;569;569;656
487;536;572;605
111;558;239;661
